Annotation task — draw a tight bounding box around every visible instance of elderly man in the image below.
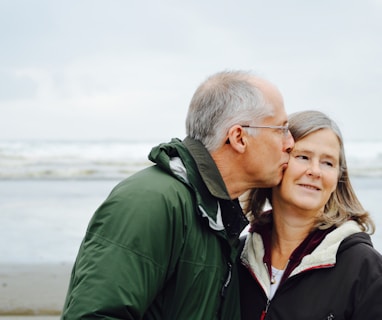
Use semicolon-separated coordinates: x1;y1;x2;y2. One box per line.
61;70;294;319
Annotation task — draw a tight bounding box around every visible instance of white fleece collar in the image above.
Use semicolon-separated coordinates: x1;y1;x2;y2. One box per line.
241;220;363;296
291;220;362;276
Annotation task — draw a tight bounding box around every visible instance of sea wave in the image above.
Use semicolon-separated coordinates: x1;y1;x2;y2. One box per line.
0;140;153;180
1;140;381;179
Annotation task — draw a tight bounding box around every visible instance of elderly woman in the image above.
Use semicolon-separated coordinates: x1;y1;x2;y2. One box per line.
239;110;382;320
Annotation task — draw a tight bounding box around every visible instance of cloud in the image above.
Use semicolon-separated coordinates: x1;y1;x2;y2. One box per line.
0;0;381;142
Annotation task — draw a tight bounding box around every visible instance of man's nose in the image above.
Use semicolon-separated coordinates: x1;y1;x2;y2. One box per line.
284;132;294;153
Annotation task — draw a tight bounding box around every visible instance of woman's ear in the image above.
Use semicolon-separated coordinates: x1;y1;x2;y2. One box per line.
227;125;247;153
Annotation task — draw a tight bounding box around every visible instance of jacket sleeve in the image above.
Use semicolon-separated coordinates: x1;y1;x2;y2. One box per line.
351;246;382;319
61;173;189;319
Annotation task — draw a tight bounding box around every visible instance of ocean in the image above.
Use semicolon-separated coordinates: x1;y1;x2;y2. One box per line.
1;139;382;265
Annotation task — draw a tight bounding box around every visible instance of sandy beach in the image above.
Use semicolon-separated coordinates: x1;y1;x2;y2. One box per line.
0;263;71;317
0;179;117;317
0;318;58;320
0;317;58;320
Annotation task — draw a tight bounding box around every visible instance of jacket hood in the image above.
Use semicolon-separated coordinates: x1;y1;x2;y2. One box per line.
149;138;193;182
148;138;226;231
337;230;374;253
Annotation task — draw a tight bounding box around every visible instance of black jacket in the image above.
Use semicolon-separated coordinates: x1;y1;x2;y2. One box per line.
239;221;382;320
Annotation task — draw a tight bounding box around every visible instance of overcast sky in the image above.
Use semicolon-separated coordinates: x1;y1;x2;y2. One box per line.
1;0;381;143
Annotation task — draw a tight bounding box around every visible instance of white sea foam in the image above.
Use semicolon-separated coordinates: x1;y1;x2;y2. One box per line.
0;139;381;179
0;140;154;179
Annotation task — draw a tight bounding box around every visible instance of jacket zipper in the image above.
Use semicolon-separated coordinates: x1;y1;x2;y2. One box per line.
260;299;270;320
260;262;273;320
217;262;232;319
221;262;232;297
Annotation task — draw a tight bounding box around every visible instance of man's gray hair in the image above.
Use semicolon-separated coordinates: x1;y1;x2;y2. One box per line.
185;70;273;151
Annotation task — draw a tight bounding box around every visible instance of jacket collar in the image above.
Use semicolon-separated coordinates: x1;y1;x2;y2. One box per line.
241;218;363;295
148;137;233;232
183;136;231;200
183;137;248;239
252;220;335;284
149;137;247;240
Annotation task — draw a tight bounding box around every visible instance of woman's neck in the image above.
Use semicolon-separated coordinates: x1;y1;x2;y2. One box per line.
271;207;316;269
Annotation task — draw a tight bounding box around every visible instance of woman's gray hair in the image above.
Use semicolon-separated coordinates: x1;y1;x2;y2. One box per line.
245;110;375;234
186;70;273;151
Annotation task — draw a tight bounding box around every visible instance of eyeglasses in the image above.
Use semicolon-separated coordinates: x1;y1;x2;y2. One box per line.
241;124;290;137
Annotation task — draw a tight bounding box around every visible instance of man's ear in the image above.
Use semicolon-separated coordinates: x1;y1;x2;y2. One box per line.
227;125;247;153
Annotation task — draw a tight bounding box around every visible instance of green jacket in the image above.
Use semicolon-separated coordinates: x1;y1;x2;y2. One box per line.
61;137;248;319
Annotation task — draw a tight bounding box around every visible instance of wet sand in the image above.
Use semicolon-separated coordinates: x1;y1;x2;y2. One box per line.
0;317;58;320
0;263;72;317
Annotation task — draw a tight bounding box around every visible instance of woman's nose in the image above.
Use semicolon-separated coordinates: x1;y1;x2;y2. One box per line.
307;161;321;177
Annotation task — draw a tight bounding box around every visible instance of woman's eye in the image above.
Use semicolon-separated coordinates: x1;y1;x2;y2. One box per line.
296;155;308;160
323;161;334;167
